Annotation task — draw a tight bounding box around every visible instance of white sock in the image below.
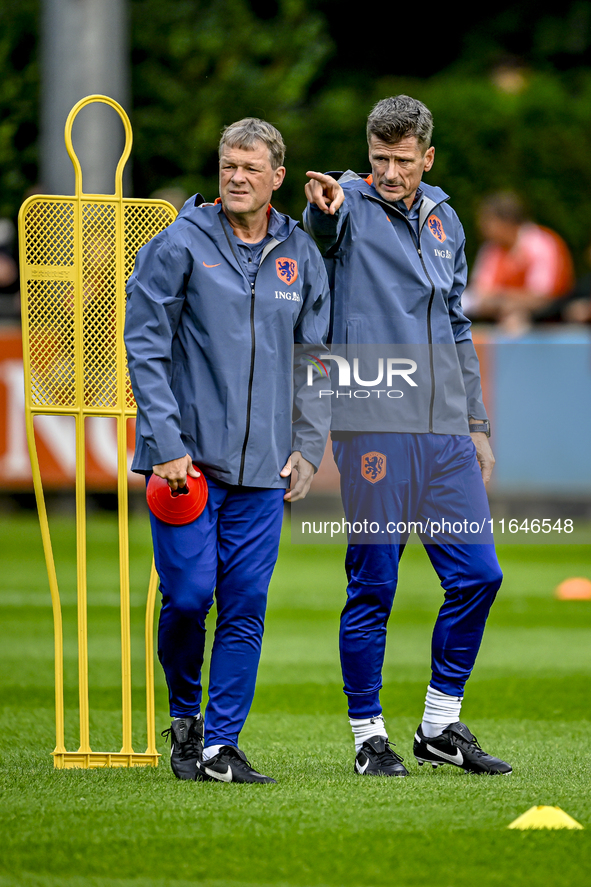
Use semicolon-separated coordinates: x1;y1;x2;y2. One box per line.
349;715;388;752
421;685;463;738
202;744;224;761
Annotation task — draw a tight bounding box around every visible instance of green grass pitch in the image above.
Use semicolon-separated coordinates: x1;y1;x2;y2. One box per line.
0;510;590;887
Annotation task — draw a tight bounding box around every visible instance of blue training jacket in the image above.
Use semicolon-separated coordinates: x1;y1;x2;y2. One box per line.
303;173;487;434
124;198;331;488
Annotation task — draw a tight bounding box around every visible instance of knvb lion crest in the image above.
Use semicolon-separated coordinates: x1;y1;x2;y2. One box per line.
361;451;387;484
276;257;298;285
427;215;446;243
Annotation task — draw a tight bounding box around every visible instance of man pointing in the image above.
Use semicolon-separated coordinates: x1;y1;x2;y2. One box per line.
304;95;511;777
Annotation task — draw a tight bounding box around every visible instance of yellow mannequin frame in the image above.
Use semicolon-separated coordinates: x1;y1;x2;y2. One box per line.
19;95;177;767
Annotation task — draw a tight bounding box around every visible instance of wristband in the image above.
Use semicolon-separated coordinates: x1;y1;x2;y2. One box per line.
469;420;490;437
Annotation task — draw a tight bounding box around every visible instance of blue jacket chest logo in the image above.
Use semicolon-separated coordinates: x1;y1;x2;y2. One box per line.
427;215;446;243
276;257;298;284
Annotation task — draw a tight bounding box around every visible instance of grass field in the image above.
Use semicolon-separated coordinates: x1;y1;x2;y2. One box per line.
0;509;590;887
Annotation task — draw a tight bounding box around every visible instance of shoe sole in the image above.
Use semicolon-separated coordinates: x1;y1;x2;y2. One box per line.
196;774;276;784
415;756;445;770
353;764;408;779
195;767;276;784
415;755;512;775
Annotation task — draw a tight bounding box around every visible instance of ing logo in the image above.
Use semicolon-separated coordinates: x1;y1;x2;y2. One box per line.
276;257;298;285
361;451;387;484
427;215;446;243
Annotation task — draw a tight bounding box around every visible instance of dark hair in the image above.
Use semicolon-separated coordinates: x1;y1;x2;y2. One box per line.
479;192;526;225
367;95;433;150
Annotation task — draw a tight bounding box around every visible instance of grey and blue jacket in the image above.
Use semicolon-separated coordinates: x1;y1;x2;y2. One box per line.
303;173;487;434
125;198;331;488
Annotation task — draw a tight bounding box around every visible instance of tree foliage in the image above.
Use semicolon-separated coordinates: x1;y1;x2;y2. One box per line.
0;0;39;219
3;0;591;271
130;0;332;213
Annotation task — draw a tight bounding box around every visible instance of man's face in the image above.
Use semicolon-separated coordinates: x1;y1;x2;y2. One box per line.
368;134;434;208
219;141;285;218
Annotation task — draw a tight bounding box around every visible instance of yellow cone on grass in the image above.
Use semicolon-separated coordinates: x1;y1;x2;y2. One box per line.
508;806;583;830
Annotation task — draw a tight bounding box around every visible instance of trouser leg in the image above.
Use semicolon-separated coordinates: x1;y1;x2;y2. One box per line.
204;487;285;747
149;478;225;718
333;434;411;719
424;542;503;695
418;434;503;696
340;542;402;718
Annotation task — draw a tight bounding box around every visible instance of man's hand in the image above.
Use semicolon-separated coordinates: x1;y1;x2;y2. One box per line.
305;171;345;215
153;454;200;491
470;433;495;485
280;451;315;502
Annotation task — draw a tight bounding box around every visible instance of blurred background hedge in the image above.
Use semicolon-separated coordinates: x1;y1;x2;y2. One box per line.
3;0;591;266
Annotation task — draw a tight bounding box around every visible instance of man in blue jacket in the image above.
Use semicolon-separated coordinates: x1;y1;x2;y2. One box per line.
304;96;511;777
125;118;330;784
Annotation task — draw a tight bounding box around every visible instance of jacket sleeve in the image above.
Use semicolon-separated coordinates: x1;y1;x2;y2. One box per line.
124;230;191;466
449;224;489;421
302;200;349;256
291;249;332;470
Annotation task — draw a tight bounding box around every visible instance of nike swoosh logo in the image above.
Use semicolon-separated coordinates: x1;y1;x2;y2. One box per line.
425;743;463;765
355;759;369;774
203;262;221;268
204;764;232;782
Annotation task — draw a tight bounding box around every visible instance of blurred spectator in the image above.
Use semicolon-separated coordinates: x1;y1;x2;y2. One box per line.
534;241;591;325
562;287;591;324
0;218;19;322
464;192;574;335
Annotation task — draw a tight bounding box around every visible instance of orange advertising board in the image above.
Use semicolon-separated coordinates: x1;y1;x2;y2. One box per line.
0;325;142;490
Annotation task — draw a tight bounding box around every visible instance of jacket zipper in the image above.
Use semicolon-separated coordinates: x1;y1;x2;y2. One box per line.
238;281;257;485
219;216;256;485
416;241;436;434
365;194;445;434
220;212;294;484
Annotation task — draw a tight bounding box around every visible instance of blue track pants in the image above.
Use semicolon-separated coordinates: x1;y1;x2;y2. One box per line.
332;433;503;718
148;476;285;747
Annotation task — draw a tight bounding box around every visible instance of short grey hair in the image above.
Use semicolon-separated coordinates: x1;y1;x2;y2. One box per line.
367;95;433;151
219;117;286;169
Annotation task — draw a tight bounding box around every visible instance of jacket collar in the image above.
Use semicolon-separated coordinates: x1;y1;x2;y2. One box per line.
339;170;449;225
176;195;297;276
213;199;297;242
349;175;449;232
215;203;297;276
177;193;298;241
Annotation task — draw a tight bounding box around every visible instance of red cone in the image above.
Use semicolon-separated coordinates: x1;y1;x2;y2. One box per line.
147;466;208;525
